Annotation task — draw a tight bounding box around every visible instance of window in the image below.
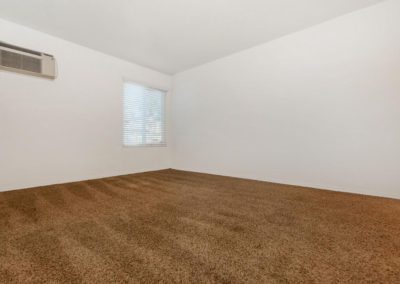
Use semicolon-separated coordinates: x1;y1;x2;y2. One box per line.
123;82;166;146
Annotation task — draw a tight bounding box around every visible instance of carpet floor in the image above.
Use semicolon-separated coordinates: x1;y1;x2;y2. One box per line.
0;169;399;283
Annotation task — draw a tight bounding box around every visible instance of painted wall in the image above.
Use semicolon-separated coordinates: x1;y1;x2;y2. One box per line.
172;0;400;199
0;19;172;191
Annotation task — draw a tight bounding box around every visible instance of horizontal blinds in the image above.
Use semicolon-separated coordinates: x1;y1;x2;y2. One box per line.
123;82;166;146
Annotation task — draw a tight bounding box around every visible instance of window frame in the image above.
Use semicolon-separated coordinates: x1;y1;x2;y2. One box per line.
122;80;168;148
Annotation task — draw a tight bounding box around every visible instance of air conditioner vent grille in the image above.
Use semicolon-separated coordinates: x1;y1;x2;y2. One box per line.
1;50;21;69
22;54;42;73
1;50;42;73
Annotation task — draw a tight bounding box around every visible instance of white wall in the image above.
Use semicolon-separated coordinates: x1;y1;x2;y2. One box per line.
172;0;400;199
0;19;172;192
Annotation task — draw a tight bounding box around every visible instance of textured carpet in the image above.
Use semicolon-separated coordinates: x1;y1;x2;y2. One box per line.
0;169;399;283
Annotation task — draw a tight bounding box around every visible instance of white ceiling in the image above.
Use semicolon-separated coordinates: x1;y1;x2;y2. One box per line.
0;0;384;74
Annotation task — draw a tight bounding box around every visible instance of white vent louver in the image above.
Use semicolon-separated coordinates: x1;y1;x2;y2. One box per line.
0;42;56;79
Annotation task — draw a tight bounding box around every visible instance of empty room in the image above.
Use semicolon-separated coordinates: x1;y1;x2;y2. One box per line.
0;0;399;283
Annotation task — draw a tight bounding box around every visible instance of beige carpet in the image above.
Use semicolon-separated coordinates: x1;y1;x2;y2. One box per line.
0;169;399;283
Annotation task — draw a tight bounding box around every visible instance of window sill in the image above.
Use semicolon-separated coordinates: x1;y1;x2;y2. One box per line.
123;144;167;148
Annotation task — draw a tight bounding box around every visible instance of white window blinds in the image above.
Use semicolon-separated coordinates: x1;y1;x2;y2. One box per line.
123;82;166;146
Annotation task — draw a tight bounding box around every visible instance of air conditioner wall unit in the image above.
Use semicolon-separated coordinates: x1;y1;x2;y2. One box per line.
0;41;57;79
